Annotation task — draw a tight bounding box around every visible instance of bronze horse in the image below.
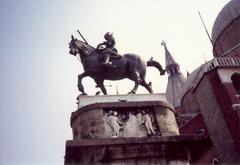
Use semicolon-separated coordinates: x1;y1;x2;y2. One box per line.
69;35;165;95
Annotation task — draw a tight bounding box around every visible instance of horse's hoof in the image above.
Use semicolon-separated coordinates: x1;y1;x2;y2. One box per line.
128;91;136;94
80;93;87;96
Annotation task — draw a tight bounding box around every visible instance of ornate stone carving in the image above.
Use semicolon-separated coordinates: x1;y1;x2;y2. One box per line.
106;111;122;137
140;110;156;135
71;101;179;139
103;109;160;138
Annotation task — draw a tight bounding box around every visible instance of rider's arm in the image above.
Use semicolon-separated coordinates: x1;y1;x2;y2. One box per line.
96;42;107;50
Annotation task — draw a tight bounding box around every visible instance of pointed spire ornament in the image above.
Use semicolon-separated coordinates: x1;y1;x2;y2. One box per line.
161;41;178;74
163;41;186;108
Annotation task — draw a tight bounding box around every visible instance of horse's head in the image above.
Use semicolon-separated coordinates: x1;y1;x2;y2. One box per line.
69;35;92;57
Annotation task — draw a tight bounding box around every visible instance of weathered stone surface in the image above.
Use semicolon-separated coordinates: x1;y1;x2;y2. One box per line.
65;135;210;165
77;93;166;108
72;108;106;139
155;106;179;136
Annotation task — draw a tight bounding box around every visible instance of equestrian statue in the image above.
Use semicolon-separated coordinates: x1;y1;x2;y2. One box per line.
68;32;165;95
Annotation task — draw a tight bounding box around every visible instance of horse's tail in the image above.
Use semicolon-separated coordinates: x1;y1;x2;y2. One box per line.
147;59;165;75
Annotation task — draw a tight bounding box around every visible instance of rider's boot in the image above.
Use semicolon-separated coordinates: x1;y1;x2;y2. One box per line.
103;55;117;68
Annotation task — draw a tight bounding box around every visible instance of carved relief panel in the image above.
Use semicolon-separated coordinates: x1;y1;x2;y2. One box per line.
71;103;179;139
103;107;161;138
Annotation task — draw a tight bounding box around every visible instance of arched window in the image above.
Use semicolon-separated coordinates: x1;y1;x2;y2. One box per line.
231;73;240;96
212;158;219;165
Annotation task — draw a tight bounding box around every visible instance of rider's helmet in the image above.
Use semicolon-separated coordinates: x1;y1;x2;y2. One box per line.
104;32;113;40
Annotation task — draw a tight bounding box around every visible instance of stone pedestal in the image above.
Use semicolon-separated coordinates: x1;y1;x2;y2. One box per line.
72;96;179;139
65;94;210;164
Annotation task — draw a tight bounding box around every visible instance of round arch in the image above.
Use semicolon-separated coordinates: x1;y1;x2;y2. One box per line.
231;72;240;96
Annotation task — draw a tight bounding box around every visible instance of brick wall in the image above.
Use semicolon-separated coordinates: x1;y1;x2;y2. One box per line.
179;113;207;135
213;17;240;57
195;146;217;164
194;70;240;163
181;88;200;113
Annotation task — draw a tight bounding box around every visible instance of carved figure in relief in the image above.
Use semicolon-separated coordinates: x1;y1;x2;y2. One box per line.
141;110;156;135
107;111;122;137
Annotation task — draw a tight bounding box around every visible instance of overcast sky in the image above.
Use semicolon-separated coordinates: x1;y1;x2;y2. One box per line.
1;0;229;164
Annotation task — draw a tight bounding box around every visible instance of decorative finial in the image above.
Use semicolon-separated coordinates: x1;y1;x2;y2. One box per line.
161;41;166;48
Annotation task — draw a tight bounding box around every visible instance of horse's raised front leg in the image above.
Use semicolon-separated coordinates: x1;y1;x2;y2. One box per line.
95;79;107;95
78;72;88;95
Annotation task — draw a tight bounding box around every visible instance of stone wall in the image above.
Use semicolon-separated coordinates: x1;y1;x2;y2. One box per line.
65;135;210;165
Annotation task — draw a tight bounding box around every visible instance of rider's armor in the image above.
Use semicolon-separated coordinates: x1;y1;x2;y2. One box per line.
97;32;118;65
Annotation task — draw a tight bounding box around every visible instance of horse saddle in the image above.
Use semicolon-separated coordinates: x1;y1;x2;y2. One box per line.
109;54;122;60
98;51;122;60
